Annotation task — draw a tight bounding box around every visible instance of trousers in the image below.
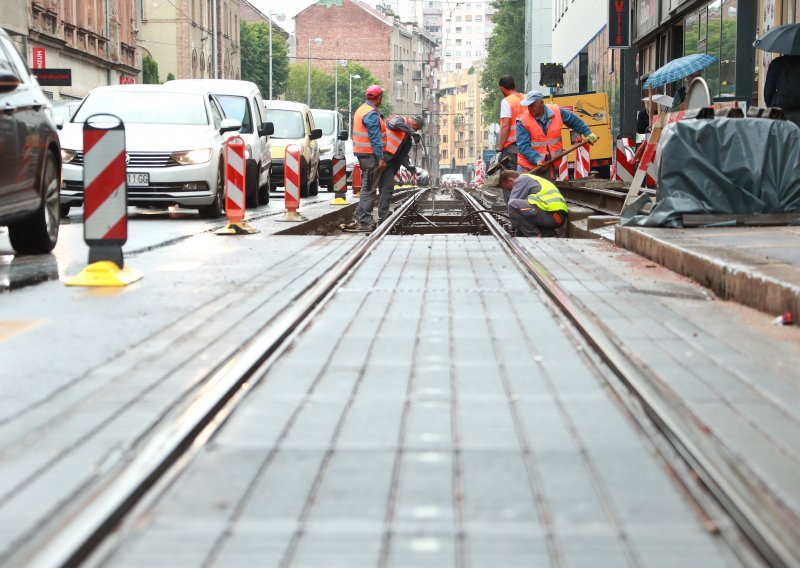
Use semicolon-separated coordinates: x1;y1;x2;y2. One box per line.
507;198;566;237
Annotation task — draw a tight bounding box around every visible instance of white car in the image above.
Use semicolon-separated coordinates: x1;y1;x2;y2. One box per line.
166;79;273;207
59;84;241;218
310;109;348;191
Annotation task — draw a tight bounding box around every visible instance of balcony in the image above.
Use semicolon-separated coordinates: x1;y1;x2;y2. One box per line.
412;70;422;81
394;63;404;75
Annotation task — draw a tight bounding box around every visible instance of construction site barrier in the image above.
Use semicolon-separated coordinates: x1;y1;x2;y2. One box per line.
216;136;258;235
330;153;347;205
277;144;307;222
352;162;362;196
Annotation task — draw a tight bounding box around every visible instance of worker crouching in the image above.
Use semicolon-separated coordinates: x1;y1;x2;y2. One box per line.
499;170;568;238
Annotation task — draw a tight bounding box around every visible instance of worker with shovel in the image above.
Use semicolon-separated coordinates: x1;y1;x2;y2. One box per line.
516;90;598;180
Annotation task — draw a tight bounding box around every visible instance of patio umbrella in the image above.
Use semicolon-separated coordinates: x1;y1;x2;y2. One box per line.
643;53;717;88
753;23;800;55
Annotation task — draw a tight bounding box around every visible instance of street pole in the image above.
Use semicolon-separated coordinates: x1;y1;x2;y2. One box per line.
268;12;285;100
334;63;338;113
307;38;322;107
348;73;360;134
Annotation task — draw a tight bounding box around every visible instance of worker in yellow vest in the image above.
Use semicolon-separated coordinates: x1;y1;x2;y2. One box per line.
495;76;526;188
499;169;569;237
516;90;598;179
341;84;387;232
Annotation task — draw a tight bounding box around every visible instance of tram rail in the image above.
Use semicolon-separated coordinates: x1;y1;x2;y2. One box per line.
11;186;795;567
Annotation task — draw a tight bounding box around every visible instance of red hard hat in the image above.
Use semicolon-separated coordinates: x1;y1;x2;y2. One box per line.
366;84;384;99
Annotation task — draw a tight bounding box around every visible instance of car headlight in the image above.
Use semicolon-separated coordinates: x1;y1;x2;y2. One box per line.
171;148;212;165
319;144;333;155
61;149;77;164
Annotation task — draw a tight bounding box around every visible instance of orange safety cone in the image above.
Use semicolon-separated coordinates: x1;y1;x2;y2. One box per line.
352;162;362;196
277;143;307;222
216;135;259;234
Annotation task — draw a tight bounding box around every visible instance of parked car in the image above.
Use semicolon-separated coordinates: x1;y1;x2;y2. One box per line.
0;27;61;254
166;79;273;206
264;100;321;197
310;109;348;191
343;139;356;186
49;99;82;123
60;84;241;218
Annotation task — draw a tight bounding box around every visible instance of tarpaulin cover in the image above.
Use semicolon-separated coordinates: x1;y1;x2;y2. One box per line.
621;118;800;227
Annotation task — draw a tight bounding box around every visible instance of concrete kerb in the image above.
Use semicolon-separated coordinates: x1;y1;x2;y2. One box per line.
615;226;800;318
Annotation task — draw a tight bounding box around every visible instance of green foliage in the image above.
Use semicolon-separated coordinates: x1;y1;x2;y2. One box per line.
240;21;289;99
166;72;175;82
479;0;525;120
142;56;159;84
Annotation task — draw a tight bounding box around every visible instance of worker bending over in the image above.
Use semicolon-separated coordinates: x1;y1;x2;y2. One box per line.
376;114;424;224
499;169;568;238
516;90;598;179
341;85;387;232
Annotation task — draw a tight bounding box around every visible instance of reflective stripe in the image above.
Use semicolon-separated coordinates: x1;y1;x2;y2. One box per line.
503;93;525;147
522;173;568;213
518;105;565;170
352;103;387;154
385;119;407;155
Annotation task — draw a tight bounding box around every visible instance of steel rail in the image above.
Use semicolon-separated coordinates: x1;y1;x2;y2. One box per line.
10;191;429;568
455;188;797;568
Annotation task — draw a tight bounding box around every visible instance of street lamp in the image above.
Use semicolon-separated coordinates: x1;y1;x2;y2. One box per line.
333;59;347;114
348;73;361;134
307;37;323;107
268;11;285;100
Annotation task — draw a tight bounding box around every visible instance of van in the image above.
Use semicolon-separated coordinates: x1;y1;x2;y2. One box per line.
264;100;322;197
166;79;274;206
310;109;348;190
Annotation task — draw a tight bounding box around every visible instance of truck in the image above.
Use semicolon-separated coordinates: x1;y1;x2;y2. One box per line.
549;91;613;178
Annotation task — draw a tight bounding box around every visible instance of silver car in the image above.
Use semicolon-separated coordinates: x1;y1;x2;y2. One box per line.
59;84;241;218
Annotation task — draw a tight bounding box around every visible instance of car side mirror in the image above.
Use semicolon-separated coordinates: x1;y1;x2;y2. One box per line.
219;118;242;134
337;129;348;141
0;72;21;94
310;128;322;141
259;122;274;137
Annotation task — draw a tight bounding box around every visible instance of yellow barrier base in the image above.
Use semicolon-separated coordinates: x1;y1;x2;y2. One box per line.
215;221;260;235
276;210;308;222
64;261;143;287
330;197;348;205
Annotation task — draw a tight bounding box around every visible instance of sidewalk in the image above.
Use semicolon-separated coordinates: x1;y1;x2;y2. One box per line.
616;225;800;319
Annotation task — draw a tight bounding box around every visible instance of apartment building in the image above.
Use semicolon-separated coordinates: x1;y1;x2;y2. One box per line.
438;64;483;178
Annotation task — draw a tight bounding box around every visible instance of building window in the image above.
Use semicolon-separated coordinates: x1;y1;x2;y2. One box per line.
443;134;448;142
475;15;482;22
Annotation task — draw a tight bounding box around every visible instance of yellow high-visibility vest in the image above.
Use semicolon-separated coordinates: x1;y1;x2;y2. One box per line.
522;173;568;213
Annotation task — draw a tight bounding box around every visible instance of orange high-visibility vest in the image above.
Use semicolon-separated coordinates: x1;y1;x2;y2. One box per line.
352;103;387;155
502;92;525;147
385;116;410;156
518;104;564;170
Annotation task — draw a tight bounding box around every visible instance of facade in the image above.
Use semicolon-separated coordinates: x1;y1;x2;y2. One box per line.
8;0;140;100
139;0;242;81
239;0;289;40
524;0;551;92
438;64;483;178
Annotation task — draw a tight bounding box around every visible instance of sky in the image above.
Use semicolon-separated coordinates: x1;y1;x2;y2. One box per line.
249;0;383;34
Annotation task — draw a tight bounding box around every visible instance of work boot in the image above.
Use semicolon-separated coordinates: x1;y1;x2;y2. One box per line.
340;219;373;232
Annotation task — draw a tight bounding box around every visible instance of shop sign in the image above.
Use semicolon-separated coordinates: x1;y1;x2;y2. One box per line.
32;68;72;86
635;0;659;38
609;0;631;48
120;75;136;84
32;47;45;69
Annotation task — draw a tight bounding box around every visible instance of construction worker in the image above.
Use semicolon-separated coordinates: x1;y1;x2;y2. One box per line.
376;114;424;224
495;75;525;200
516;90;598;180
499;169;568;238
340;84;387;232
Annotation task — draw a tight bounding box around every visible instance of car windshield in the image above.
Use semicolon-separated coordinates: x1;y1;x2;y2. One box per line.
51;102;80;121
311;111;335;135
269;109;304;139
73;91;208;125
217;95;252;133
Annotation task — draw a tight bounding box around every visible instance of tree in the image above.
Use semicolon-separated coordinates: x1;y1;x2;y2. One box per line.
285;61;393;115
166;72;175;82
240;21;289;99
142;56;159;84
479;0;525;120
333;62;393;117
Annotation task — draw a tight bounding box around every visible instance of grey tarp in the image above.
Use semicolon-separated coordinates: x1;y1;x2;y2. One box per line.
621;118;800;227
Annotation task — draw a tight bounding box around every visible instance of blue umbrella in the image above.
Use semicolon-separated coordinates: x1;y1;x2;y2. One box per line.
643;53;717;88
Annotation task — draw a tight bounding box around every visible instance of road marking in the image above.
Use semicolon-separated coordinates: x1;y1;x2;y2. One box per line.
0;320;44;342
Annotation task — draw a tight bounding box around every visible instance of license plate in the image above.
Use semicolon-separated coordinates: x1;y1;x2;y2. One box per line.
127;173;149;187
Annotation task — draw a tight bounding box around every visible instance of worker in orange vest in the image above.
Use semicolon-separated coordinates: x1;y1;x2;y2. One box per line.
495;75;525;201
516;90;598;180
377;114;424;224
341;84;387;232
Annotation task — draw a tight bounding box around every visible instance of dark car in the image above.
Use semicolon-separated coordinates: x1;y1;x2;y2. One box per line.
0;28;61;254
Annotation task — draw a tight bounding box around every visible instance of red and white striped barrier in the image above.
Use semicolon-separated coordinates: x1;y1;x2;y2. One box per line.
66;114;142;286
574;142;591;179
331;153;347;205
352;162;362;195
613;138;635;182
216;136;258;234
474;159;486;185
557;156;569;181
277;143;307;222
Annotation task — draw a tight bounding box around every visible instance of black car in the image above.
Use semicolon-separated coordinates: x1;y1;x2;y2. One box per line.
0;28;61;254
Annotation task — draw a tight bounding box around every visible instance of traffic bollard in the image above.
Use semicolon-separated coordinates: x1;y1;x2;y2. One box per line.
330;153;348;205
215;136;259;235
65;114;142;287
575;142;591;179
277;143;307;222
351;162;361;196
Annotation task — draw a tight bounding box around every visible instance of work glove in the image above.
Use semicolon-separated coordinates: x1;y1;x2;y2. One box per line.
586;132;599;145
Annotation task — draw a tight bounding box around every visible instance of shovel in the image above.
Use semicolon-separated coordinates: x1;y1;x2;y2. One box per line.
486;153;514;176
529;138;593;175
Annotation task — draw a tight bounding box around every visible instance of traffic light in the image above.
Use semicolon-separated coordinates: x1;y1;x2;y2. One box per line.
540;63;566;89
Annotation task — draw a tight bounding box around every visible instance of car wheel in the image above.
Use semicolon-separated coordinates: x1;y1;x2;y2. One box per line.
245;161;259;209
59;204;71;218
198;164;225;219
258;169;271;205
8;151;60;254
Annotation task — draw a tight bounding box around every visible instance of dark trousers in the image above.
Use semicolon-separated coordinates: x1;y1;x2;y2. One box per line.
507;199;566;237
